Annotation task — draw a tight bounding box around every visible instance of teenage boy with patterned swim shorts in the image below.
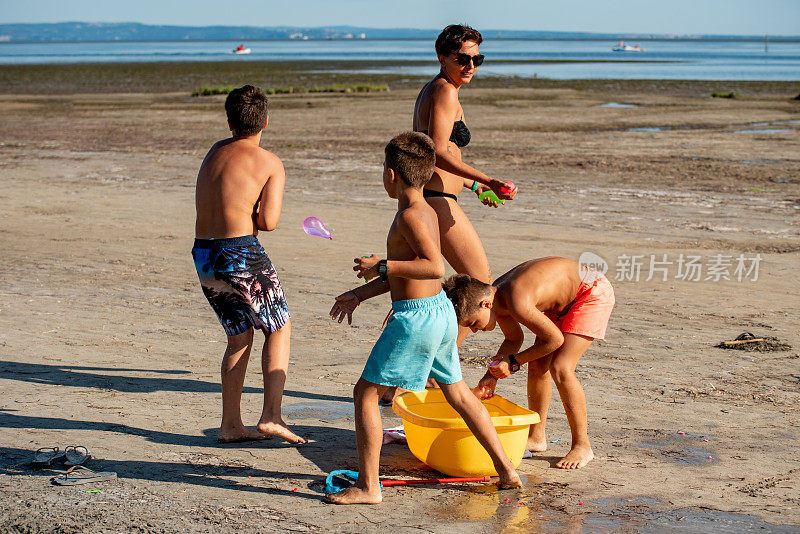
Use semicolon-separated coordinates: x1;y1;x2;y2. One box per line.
192;85;305;445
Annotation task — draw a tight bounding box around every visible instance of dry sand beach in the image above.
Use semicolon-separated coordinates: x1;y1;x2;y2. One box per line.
0;64;799;532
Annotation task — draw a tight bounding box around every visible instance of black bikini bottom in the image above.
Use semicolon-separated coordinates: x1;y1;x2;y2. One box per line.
423;189;458;202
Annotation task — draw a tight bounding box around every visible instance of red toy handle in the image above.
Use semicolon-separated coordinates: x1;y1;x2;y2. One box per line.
380;476;491;487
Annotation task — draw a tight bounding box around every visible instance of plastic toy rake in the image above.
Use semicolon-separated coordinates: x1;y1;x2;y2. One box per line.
325;470;490;494
380;476;491;486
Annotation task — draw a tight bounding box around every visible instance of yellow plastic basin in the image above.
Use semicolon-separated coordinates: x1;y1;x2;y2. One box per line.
392;389;540;477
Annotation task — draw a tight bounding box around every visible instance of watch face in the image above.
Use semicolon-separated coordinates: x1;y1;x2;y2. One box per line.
508;354;520;373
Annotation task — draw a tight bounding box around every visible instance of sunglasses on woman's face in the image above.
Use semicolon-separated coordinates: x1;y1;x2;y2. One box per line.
454;52;484;67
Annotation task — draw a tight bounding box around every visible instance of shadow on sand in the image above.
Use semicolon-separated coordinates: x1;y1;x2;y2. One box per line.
0;445;330;501
0;360;429;499
0;359;350;402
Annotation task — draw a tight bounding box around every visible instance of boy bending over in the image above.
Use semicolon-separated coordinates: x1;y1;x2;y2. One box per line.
192;85;305;444
443;257;615;469
327;132;521;504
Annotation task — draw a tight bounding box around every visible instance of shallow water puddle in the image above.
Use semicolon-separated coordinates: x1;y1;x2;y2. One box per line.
646;507;799;533
281;401;354;420
598;102;639;108
617;119;799;135
734;128;794;134
428;475;797;532
430;475;561;532
732;118;800;134
592;497;799;533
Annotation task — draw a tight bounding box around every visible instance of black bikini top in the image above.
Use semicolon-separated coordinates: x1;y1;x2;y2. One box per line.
420;119;471;148
449;120;471;147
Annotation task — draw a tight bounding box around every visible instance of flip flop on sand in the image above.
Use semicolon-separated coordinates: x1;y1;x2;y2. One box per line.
31;447;66;467
51;465;116;486
64;446;91;467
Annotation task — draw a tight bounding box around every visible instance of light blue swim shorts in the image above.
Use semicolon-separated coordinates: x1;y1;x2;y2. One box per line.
361;290;462;392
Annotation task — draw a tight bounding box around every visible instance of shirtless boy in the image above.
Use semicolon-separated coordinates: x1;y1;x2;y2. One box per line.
192;85;305;444
443;257;615;469
326;132;521;504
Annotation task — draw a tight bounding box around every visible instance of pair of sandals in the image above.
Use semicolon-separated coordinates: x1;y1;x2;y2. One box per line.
52;465;117;486
32;446;116;486
32;446;91;468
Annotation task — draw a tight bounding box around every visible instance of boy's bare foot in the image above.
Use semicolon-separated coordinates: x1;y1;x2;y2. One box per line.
497;469;523;489
526;437;548;453
325;486;383;505
555;444;594;469
217;426;269;443
256;419;307;444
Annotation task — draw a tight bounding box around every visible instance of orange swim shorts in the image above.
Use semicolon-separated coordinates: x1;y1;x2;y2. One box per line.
545;274;615;340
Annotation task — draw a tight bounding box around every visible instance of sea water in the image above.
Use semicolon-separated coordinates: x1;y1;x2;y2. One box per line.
1;39;799;80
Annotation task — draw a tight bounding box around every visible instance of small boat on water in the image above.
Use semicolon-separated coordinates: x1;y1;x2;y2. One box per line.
612;41;645;52
232;44;251;55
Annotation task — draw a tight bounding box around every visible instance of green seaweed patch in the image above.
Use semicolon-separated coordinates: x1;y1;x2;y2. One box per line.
263;87;305;95
192;83;389;97
309;84;389;93
191;86;236;97
710;91;739;99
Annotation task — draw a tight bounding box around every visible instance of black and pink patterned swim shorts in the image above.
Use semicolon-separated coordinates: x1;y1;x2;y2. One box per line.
192;235;290;336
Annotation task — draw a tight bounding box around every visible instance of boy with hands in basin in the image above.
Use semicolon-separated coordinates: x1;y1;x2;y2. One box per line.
443;257;615;469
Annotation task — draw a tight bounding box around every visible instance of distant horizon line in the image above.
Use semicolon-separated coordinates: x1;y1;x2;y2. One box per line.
4;37;800;46
0;22;798;40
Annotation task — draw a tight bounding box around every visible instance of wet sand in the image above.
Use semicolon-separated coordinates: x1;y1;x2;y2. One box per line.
0;71;799;532
2;59;800;95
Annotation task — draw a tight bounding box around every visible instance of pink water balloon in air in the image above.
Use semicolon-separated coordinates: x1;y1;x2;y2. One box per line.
302;216;333;240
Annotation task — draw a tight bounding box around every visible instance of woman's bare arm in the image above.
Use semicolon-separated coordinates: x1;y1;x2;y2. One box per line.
426;84;516;202
426;84;495;185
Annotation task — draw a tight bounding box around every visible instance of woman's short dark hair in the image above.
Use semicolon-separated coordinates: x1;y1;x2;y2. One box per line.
435;24;483;57
225;85;268;136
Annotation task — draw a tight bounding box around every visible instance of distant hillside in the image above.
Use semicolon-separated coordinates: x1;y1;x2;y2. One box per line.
0;22;795;43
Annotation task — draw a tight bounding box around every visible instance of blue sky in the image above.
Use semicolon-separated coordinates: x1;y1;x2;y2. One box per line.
2;0;799;35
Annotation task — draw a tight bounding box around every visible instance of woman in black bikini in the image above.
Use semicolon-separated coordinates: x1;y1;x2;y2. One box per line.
413;24;517;344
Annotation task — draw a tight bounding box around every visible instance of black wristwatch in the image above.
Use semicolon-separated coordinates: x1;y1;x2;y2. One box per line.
507;354;521;373
377;259;388;281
